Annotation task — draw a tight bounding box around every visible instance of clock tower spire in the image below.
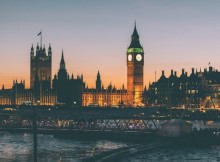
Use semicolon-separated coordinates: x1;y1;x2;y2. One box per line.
129;22;142;49
127;23;144;107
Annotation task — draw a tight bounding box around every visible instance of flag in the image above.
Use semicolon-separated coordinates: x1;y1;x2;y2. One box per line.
208;62;210;65
37;32;41;36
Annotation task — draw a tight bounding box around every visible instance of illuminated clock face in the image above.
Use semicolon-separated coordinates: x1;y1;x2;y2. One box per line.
128;54;132;61
136;54;142;61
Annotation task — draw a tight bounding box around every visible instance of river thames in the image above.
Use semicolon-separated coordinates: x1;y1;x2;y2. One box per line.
1;132;220;162
0;132;128;162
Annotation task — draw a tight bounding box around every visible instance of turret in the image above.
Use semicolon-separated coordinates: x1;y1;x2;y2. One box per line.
162;70;165;76
60;50;65;69
182;69;185;75
192;68;195;74
58;50;68;81
43;45;46;55
48;43;52;57
30;44;34;58
36;43;39;49
108;82;112;91
144;85;147;92
96;71;102;91
170;70;174;77
174;71;177;77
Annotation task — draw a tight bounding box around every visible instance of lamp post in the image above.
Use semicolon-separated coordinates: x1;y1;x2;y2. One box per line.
33;100;40;162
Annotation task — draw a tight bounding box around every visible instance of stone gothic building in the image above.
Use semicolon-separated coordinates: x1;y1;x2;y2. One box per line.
147;66;220;108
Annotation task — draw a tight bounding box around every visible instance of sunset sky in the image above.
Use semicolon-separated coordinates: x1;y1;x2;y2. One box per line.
1;0;220;89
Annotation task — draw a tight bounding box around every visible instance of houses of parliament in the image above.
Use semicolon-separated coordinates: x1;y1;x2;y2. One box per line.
0;25;145;107
1;24;220;108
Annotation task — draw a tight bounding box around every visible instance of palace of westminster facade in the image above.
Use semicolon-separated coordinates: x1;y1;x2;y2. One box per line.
0;25;144;107
1;25;220;108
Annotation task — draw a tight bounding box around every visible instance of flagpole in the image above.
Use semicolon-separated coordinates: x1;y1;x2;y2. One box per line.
40;29;42;48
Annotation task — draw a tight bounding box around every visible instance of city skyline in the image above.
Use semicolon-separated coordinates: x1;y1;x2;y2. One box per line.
1;0;220;89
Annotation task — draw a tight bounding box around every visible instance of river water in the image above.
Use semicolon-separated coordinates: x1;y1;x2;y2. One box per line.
122;146;220;162
1;132;220;162
0;132;128;162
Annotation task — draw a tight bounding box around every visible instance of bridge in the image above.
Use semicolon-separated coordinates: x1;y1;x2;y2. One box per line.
1;105;220;119
0;106;220;133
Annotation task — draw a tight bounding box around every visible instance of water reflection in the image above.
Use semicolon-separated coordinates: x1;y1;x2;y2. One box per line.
2;131;220;162
0;132;128;162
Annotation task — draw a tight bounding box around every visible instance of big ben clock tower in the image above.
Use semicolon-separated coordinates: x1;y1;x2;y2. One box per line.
127;23;144;107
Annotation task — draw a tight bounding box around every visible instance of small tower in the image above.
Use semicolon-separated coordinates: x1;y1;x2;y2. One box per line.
96;71;102;92
31;44;34;58
2;84;5;90
60;50;65;69
56;51;68;104
58;50;68;80
48;44;52;57
36;43;39;51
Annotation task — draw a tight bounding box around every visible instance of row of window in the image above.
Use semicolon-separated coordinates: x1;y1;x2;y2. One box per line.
83;95;123;99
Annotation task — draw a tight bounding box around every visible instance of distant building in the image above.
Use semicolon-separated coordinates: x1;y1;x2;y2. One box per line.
0;79;57;105
0;85;12;105
82;71;127;107
147;66;220;108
